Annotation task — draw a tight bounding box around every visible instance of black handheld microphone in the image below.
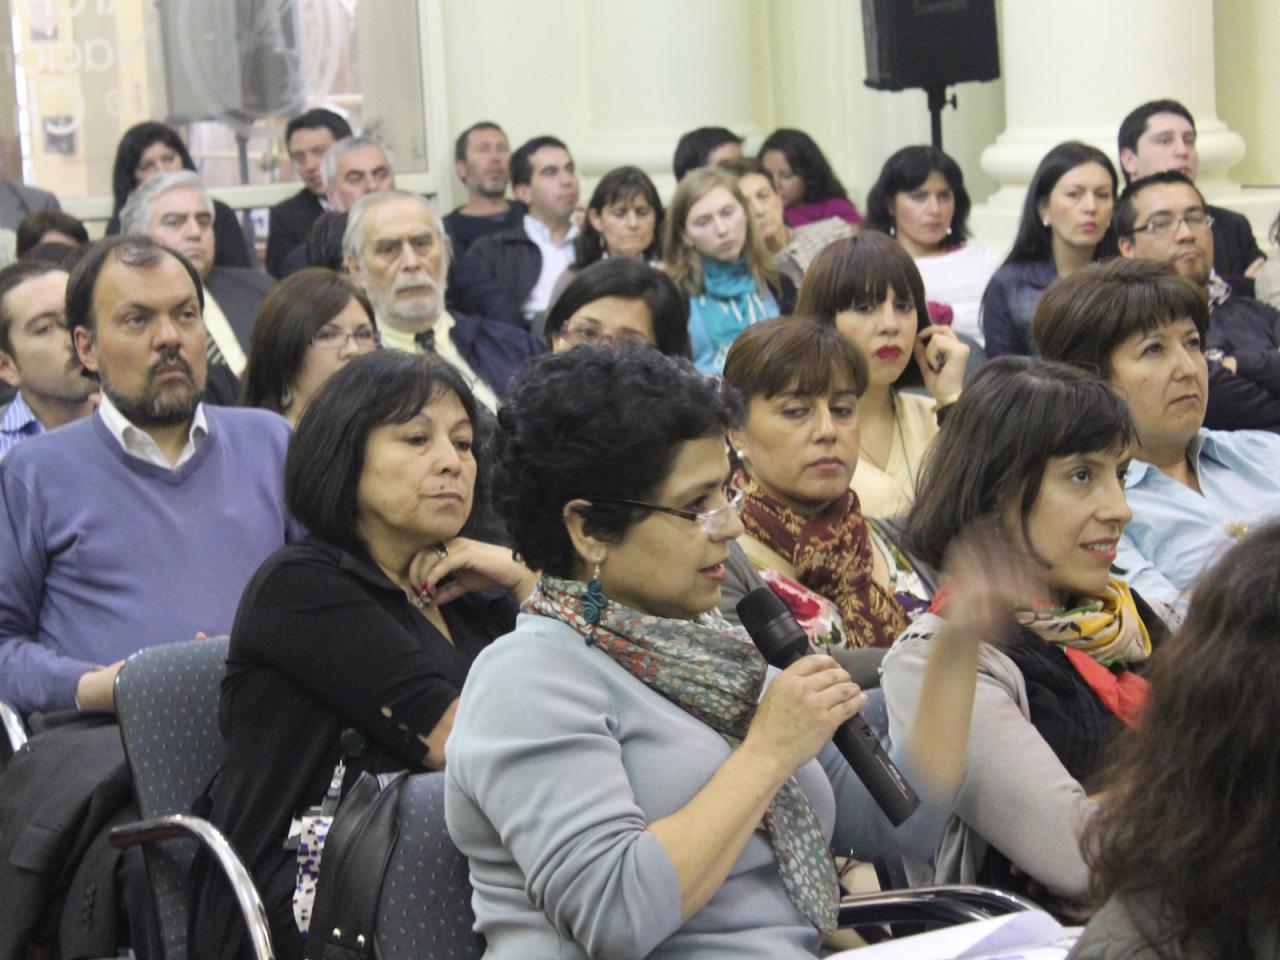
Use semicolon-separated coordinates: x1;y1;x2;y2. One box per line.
737;587;920;827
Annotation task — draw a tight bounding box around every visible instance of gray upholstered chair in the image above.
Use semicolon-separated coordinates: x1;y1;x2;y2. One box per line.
376;771;484;959
111;637;273;960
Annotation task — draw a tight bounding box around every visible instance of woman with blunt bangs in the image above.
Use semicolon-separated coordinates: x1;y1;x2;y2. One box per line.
445;346;987;959
549;166;664;306
240;268;379;424
882;357;1168;914
105;121;253;268
190;351;535;960
980;141;1118;358
759;128;862;229
718;317;931;691
797;234;969;518
663;167;795;373
543;257;691;358
864;146;1003;345
1071;522;1280;960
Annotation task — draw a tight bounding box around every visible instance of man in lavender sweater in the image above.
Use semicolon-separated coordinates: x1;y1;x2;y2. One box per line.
0;234;299;715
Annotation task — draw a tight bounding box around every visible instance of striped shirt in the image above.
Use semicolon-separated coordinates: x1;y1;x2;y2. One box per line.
0;392;42;459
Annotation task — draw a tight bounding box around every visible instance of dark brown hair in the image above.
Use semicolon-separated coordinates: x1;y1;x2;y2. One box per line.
722;315;868;406
1083;521;1280;956
905;357;1133;569
286;351;477;557
239;268;375;414
1032;258;1208;377
0;260;65;354
796;233;929;389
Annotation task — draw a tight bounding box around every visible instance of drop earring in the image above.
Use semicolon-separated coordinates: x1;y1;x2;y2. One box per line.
581;561;608;625
889;220;896;237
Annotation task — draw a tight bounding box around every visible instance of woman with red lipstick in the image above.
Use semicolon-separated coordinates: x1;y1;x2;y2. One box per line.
445;346;987;959
189;351;535;960
881;357;1168;916
980;142;1118;359
718;318;928;689
798;234;970;518
864;146;1003;345
662;167;795;373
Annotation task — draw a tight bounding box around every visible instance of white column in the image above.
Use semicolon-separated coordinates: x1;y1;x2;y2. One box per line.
971;0;1274;250
437;0;771;203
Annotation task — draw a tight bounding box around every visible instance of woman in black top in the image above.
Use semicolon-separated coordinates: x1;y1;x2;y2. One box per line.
105;122;254;269
189;351;536;960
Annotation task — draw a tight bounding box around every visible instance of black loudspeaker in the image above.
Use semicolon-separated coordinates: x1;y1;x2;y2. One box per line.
861;0;1000;92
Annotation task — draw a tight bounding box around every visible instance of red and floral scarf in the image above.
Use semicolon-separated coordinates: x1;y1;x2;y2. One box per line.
733;467;909;648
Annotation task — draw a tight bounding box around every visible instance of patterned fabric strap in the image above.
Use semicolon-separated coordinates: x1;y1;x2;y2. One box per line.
733;467;908;648
524;576;839;934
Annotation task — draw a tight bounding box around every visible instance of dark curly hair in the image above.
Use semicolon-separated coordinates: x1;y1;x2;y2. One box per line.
492;348;740;577
1082;521;1280;957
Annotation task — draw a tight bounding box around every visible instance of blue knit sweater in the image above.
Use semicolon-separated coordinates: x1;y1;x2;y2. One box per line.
0;407;299;712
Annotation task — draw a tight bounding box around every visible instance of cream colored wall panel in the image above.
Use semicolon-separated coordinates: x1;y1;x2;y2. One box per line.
1215;0;1280;190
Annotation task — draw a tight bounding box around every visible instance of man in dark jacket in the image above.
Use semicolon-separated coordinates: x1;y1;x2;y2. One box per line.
447;136;579;329
265;108;352;278
1118;99;1265;297
1117;171;1280;432
345;189;540;409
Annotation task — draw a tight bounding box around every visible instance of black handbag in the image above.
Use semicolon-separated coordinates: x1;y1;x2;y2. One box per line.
303;767;409;960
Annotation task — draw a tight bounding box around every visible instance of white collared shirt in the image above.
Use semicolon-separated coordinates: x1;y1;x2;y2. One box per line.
521;214;579;317
97;392;209;469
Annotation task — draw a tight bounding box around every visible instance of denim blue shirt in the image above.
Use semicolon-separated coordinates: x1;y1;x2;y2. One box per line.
979;256;1057;358
1117;429;1280;620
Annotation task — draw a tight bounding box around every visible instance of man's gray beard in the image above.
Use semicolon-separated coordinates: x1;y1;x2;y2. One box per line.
475;181;508;200
373;287;441;335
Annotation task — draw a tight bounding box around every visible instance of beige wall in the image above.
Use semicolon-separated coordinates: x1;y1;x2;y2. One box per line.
436;0;1006;216
1216;0;1280;189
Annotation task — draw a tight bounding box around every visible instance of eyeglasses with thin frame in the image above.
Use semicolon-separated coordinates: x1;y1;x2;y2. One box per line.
587;488;744;535
1129;210;1214;237
560;321;653;350
310;326;380;350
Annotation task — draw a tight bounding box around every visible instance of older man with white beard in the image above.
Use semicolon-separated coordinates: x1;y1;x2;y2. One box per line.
344;189;540;411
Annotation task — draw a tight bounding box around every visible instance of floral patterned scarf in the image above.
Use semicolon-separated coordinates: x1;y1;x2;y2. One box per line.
733;467;909;648
1014;580;1152;727
524;575;840;935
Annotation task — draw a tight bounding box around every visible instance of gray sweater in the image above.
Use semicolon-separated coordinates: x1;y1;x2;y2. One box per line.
446;612;952;959
880;613;1097;901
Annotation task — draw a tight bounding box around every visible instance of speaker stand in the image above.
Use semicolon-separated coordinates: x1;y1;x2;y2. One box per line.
924;85;958;151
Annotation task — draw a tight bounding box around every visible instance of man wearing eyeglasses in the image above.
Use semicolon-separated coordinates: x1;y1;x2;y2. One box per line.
1117;100;1265;297
1117;171;1280;433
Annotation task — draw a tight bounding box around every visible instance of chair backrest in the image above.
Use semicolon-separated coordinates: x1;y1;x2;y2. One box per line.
376;772;484;959
115;637;230;960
